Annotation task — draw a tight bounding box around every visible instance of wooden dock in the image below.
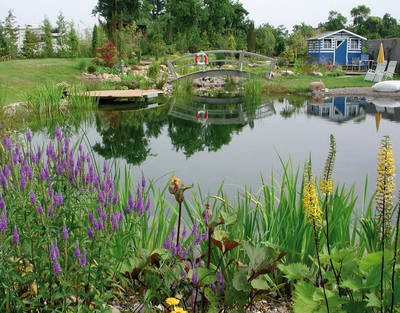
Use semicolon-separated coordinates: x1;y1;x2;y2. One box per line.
86;89;163;101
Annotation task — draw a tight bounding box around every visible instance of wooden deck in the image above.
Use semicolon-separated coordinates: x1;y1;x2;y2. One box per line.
86;89;163;100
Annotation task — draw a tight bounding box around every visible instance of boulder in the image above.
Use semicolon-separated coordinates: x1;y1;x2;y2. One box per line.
281;70;294;76
308;71;323;77
309;81;326;92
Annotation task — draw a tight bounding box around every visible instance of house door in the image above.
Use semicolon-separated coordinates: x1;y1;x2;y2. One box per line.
335;40;347;65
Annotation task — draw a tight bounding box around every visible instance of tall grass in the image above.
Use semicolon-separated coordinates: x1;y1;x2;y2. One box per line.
0;82;8;106
24;83;64;115
69;85;99;110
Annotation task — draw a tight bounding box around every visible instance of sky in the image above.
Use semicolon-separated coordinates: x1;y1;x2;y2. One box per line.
1;0;400;34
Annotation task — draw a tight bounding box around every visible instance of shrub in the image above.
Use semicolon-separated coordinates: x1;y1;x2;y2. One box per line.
87;64;97;74
147;62;161;79
77;59;87;72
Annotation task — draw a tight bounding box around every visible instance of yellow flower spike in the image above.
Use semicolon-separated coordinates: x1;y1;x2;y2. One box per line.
320;134;336;196
303;159;322;228
166;297;180;306
376;136;395;240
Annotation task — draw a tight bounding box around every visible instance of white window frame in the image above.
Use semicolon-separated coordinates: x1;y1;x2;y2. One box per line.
312;41;318;50
323;39;332;49
351;39;359;50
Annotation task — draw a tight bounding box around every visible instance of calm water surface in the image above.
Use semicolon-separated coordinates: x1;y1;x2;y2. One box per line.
28;95;400;203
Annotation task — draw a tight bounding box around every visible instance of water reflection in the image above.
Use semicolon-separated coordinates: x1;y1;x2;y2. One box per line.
363;99;400;123
307;96;365;123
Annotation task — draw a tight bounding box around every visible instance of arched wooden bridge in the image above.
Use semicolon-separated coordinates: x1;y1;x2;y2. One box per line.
167;50;277;81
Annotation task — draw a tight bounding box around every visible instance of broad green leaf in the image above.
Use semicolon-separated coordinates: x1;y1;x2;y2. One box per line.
243;241;266;270
293;281;318;313
278;263;310;281
204;287;219;305
197;268;217;285
341;278;363;291
220;211;237;225
251;277;269;290
232;268;250;291
365;292;380;308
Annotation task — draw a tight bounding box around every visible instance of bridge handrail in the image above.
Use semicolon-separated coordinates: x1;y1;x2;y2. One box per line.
167;50;277;80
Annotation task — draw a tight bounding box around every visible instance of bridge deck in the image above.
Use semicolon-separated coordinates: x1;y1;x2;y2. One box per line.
86;89;163;100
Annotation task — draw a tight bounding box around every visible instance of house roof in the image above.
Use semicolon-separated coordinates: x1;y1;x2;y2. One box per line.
307;29;367;41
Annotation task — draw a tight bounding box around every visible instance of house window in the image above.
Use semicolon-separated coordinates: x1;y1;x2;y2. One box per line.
351;39;359;49
323;39;332;49
311;41;318;50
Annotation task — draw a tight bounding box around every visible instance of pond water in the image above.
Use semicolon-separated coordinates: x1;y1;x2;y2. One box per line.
26;95;400;203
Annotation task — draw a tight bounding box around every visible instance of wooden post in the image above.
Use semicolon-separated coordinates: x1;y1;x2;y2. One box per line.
238;51;244;71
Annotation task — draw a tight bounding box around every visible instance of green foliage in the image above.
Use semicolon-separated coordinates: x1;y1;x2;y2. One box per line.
66;23;80;57
91;24;98;53
3;9;18;59
77;59;87;72
147;62;160;79
56;12;68;56
41;18;54;57
87;64;97;74
21;27;39;58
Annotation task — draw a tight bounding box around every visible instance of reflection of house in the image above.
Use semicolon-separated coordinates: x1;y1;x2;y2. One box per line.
307;96;363;122
363;101;400;123
307;29;367;65
16;25;60;52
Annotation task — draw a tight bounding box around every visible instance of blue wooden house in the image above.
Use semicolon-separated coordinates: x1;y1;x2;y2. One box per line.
307;29;367;65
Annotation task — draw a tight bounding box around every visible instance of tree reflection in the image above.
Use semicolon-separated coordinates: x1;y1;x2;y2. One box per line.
93;107;169;165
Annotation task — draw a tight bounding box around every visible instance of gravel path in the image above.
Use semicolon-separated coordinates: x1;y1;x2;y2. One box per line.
325;87;400;99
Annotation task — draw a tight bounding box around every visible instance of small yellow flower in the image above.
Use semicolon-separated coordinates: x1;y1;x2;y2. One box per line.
320;178;333;195
166;297;180;306
174;307;187;313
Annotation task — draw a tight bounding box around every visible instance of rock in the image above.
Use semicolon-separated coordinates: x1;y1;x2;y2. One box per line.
281;70;294;76
308;71;323;77
309;81;326;92
271;72;282;78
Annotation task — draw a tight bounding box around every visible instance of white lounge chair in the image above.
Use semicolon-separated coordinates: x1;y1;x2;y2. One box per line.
384;60;397;79
364;61;387;82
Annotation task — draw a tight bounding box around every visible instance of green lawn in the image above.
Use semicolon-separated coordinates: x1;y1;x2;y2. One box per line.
0;58;90;104
266;74;376;93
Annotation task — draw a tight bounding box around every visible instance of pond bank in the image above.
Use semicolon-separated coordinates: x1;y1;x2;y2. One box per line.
325;86;400;99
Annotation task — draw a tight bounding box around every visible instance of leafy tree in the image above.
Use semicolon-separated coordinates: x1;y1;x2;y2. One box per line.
350;5;370;35
271;25;287;56
93;0;142;46
364;16;382;39
92;24;98;53
319;10;347;31
56;12;68;55
21;26;39;58
66;23;79;57
147;0;167;19
4;9;18;58
255;24;276;56
381;13;400;38
41;17;53;57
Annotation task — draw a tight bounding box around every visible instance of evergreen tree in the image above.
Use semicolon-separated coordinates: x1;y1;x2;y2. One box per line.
67;22;79;57
0;22;7;57
4;9;18;58
92;24;98;53
22;26;39;58
56;12;68;55
246;22;256;52
41;17;53;57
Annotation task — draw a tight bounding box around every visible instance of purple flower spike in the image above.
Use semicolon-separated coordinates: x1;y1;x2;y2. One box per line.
48;201;54;217
203;230;209;241
194;230;202;245
118;210;124;222
145;199;150;211
54;126;62;141
217;271;223;283
54;193;63;206
0;196;5;209
48;185;54;197
183;269;188;279
180;247;189;258
87;226;94;239
80;248;86;267
74;241;80;258
53;260;61;274
50;243;57;261
203;210;209;223
29;190;36;204
192;220;198;235
0;209;7;232
3;135;12;151
20;174;26;190
219;282;225;292
103;161;108;174
211;281;217;291
192;270;198;285
27;130;32;142
12;226;19;244
112;193;118;205
54;240;60;257
62;222;69;239
182;225;187;238
88;211;94;222
141;175;146;188
36;205;43;215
